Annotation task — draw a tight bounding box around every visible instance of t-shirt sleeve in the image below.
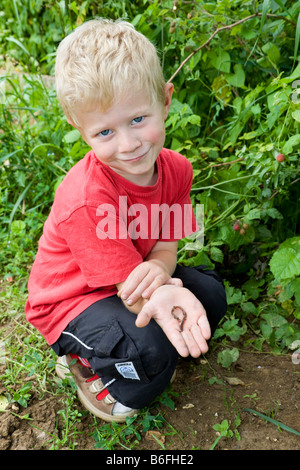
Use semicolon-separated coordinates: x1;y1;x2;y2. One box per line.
58;203;143;288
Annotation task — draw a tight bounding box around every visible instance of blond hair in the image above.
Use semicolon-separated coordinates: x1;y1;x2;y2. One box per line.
55;18;166;125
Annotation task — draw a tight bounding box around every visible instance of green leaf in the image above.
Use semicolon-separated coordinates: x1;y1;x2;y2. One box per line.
244;208;261;221
11;220;26;234
294;13;300;65
210;51;231;73
217;348;239;368
63;129;82;144
225;284;243;305
243;408;300;437
241;302;257;315
261;312;288;328
282;134;300;154
6;36;30;56
260;0;270;34
280;237;300;252
262;42;281;65
291;278;300;305
210;246;224;263
220;318;245;341
213;419;231;436
9;181;34;228
269;247;300;281
283;62;300;82
272;0;292;17
292;110;300;122
225;63;245;88
265;208;283;219
246;0;270;62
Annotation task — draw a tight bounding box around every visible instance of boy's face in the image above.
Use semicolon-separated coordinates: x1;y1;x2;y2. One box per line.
71;84;173;186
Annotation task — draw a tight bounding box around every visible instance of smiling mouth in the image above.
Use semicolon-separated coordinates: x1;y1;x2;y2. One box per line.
126;153;146;162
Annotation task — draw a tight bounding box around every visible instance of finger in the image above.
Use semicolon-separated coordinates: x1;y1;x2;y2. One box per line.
127;272;165;304
166;328;190;357
142;276;181;300
119;267;151;301
181;329;202;358
189;324;209;355
119;274;146;299
165;278;183;287
141;274;169;299
197;315;211;340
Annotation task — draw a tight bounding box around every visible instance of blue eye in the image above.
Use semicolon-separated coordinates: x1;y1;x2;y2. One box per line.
132;116;144;124
99;129;112;137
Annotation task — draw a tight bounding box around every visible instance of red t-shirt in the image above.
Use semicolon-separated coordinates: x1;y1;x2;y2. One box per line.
25;148;197;344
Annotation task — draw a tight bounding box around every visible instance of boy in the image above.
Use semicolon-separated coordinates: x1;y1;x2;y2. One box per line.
25;18;226;422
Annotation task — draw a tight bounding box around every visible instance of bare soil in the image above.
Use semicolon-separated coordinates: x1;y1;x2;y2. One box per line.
1;342;299;451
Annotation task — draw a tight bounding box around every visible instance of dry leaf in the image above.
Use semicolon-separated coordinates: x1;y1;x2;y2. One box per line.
182;403;195;409
0;395;9;411
224;376;245;386
145;430;165;444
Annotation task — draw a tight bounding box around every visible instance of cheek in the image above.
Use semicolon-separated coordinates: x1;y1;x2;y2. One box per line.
144;124;165;144
92;142;115;162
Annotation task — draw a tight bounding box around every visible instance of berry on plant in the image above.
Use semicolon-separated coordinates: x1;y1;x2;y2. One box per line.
276;153;285;162
233;223;240;231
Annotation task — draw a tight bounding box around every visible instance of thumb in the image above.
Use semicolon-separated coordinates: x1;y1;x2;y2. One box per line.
135;303;153;328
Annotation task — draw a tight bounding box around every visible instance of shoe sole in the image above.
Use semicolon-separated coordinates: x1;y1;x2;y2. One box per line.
55;356;137;423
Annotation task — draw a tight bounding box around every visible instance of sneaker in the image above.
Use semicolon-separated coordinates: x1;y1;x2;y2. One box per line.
55;354;138;423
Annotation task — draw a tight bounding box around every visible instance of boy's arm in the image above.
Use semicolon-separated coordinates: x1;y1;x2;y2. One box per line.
116;241;181;312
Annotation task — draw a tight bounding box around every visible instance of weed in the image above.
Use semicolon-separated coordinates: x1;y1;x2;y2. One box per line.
210;419;234;450
92;387;179;450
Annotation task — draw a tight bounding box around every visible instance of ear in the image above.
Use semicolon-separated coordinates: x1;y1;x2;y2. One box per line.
67;117;76;127
163;82;174;120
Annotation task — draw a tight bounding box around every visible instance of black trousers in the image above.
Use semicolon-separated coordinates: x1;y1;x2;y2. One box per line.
51;265;227;409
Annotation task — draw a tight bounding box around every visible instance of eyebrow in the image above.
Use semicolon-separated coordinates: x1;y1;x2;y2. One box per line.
128;108;150;119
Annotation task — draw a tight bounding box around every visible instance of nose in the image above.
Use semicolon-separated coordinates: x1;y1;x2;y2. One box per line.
118;130;142;155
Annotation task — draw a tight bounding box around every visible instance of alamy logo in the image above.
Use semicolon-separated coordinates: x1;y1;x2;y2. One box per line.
96;196;204;248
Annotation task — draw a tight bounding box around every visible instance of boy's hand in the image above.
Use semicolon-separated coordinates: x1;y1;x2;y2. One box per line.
135;285;211;358
117;260;182;306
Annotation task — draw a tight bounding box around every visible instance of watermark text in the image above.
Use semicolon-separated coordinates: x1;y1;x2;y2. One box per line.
96;196;204;248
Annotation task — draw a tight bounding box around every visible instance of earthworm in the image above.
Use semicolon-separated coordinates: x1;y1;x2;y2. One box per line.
171;306;187;332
